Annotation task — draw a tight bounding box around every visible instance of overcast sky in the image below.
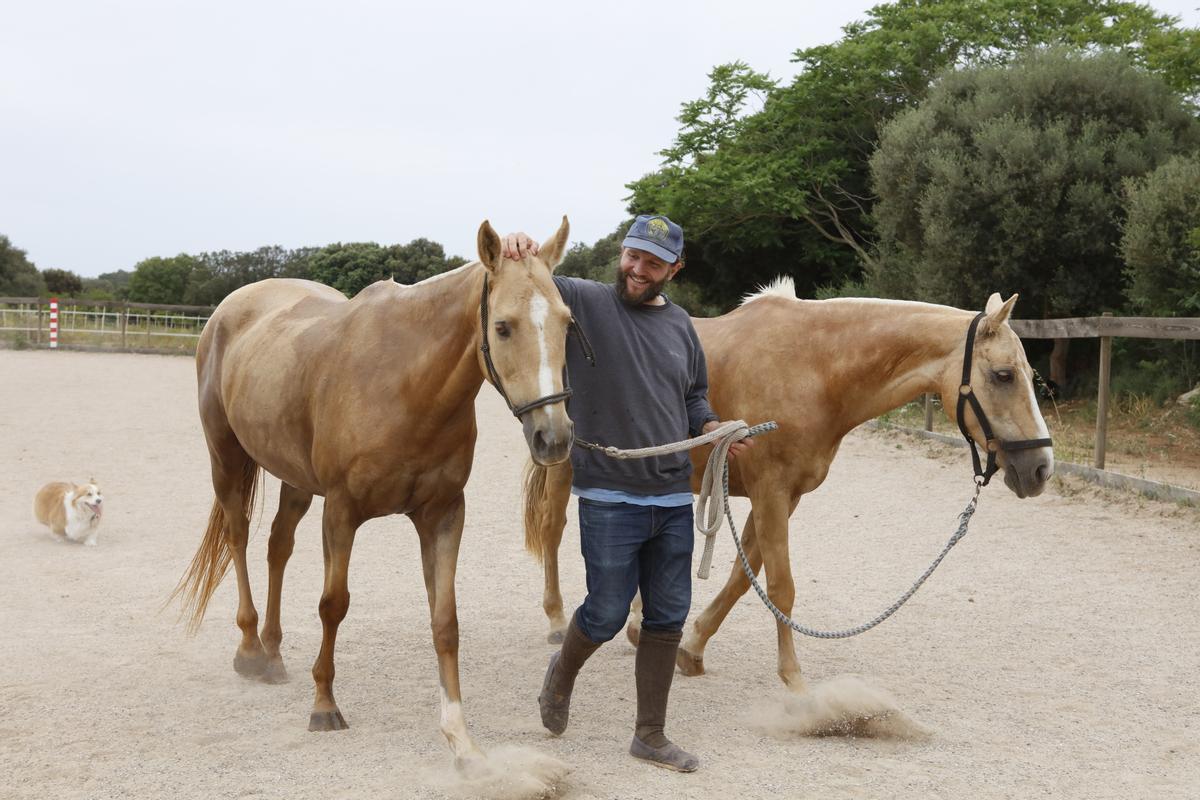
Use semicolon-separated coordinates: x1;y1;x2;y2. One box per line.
2;1;1198;278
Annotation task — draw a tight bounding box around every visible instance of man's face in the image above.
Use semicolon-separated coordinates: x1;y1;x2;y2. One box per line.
615;247;680;306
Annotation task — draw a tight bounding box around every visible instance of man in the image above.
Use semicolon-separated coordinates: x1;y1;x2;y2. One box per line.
502;214;751;773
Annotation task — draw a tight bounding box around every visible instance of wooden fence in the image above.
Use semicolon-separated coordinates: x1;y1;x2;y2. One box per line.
0;296;215;352
1009;314;1200;470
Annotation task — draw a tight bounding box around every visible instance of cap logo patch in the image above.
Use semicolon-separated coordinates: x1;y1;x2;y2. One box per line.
645;218;670;242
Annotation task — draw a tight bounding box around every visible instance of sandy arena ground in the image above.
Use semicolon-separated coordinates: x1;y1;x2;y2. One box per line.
2;349;1198;799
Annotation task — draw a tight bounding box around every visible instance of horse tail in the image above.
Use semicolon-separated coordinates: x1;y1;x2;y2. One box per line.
169;459;261;634
523;459;550;565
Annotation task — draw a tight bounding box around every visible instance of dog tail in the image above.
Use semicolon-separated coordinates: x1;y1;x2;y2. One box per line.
169;459;261;634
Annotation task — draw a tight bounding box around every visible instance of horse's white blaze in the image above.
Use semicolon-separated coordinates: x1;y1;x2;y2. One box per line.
529;291;555;397
438;687;475;758
1023;374;1051;440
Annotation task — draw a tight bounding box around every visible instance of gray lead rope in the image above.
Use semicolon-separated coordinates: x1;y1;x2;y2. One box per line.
580;423;984;639
725;474;982;639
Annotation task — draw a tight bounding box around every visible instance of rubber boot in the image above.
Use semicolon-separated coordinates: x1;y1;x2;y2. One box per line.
538;612;600;735
630;627;699;772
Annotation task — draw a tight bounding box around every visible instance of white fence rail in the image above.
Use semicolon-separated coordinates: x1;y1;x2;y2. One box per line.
0;297;215;351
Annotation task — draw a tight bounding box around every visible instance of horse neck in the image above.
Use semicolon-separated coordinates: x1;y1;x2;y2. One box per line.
375;262;488;405
817;299;971;429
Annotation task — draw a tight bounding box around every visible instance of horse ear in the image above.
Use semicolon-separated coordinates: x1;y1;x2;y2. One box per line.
477;220;501;273
980;293;1018;337
538;215;570;271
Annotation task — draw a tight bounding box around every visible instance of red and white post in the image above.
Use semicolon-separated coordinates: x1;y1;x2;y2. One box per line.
49;297;59;349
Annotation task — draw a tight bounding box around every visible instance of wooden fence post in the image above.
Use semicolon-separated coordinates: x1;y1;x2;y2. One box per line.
121;301;128;350
36;297;44;345
1095;312;1113;470
924;393;934;431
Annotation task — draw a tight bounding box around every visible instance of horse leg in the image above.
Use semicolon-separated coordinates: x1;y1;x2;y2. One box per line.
754;497;805;690
677;512;763;677
205;439;268;679
308;496;360;731
540;461;572;644
679;491;804;688
624;591;644;647
541;528;568;644
259;482;312;684
411;494;484;771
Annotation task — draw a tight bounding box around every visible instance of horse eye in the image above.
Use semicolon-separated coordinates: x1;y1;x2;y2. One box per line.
995;370;1014;383
494;321;511;339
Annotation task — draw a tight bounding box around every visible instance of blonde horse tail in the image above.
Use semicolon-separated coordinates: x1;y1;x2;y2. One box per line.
169;459;261;634
523;459;550;565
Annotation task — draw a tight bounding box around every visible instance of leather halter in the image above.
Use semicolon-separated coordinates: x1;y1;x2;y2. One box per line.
956;312;1053;486
479;273;594;418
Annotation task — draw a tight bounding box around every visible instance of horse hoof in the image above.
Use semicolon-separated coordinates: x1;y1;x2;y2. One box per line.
308;710;349;731
625;624;640;648
260;658;289;685
233;650;268;678
676;647;704;677
547;628;565;645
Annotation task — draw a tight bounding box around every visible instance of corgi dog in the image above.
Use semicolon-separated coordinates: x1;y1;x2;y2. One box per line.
35;480;104;545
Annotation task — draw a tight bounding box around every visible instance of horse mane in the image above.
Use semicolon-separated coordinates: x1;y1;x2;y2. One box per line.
741;276;796;306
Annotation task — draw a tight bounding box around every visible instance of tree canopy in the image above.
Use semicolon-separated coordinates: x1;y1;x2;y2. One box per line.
41;268;84;297
0;235;46;296
1121;154;1200;315
626;0;1200;309
868;47;1200;317
127;255;201;304
305;239;467;298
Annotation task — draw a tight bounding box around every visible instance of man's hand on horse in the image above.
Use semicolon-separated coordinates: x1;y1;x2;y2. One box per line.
502;232;539;260
702;420;755;459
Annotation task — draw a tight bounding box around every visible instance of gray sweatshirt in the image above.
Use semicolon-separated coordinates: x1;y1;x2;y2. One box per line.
554;276;719;495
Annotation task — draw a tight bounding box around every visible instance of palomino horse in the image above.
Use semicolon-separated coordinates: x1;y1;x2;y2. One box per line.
524;280;1054;690
175;218;575;769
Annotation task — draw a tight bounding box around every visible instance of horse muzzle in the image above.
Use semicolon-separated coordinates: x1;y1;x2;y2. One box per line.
1001;447;1054;499
522;412;573;466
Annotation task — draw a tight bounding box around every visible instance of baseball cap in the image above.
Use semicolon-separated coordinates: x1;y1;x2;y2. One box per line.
622;214;684;264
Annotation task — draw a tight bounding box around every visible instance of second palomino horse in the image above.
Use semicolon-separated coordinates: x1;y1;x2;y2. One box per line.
525;280;1054;689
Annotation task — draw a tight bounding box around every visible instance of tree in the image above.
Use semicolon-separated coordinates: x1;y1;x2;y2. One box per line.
386;238;468;285
307;239;465;298
127;255;200;304
185;246;316;306
83;269;133;301
627;0;1200;308
41;268;84;297
0;235;46;296
1121;155;1200;316
557;223;626;283
868;48;1200;385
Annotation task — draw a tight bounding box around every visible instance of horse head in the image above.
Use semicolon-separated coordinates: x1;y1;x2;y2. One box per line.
476;216;575;466
943;293;1055;498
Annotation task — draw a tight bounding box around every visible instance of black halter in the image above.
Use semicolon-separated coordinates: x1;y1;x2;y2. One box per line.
479;273;594;418
956;312;1053;486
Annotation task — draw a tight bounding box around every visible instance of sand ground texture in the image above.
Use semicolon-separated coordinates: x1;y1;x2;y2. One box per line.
2;350;1198;799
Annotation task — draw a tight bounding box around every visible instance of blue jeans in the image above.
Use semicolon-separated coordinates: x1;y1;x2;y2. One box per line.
574;498;694;643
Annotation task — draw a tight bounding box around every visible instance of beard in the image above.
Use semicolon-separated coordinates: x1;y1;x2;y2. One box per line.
614;270;668;307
